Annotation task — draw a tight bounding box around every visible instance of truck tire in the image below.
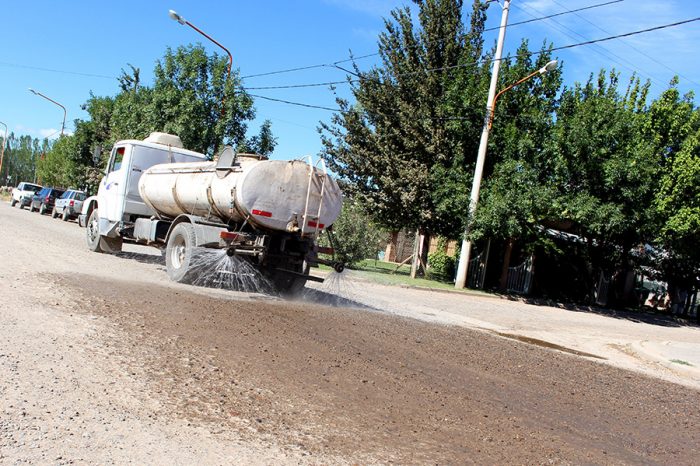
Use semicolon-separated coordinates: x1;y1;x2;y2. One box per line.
39;203;47;215
166;223;197;283
61;209;70;222
29;203;36;212
270;261;309;297
86;208;123;253
51;207;58;218
86;209;103;252
10;198;17;207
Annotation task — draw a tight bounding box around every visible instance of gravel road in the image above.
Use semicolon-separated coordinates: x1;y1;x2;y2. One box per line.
1;200;698;464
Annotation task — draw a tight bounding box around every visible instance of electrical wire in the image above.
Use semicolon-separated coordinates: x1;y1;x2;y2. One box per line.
0;61;117;80
550;0;700;87
248;93;341;112
249;16;700;110
512;1;667;87
484;0;624;32
241;1;623;81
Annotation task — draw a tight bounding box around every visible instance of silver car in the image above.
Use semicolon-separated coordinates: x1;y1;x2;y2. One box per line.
52;189;87;221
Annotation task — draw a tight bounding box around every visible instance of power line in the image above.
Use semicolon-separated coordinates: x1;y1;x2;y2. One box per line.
241;53;379;80
248;16;700;111
248;93;340;112
484;0;624;32
0;61;117;80
512;1;667;87
241;1;622;81
550;16;700;52
550;0;700;87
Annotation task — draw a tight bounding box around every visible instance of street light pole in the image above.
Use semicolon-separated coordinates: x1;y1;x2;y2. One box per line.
0;121;7;184
168;9;233;117
28;88;66;136
455;0;511;289
453;59;557;290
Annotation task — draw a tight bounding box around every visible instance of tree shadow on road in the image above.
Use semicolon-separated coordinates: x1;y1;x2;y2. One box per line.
507;295;699;328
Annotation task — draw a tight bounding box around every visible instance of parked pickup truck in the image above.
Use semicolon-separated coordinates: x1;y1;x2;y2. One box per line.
10;182;42;209
53;189;87;221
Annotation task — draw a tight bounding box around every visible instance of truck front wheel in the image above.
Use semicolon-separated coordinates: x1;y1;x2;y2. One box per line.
86;208;122;253
166;223;196;283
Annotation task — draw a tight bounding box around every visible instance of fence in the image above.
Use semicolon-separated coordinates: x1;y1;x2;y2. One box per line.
594;271;610;306
506;256;533;294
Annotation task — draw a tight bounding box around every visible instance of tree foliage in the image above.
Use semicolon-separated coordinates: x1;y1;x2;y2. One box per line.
33;44;274;193
320;0;489;237
321;198;386;267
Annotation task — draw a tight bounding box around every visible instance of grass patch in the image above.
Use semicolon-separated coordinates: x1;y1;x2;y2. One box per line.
670;359;694;367
335;259;490;295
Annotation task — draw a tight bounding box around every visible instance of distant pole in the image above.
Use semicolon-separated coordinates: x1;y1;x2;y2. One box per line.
0;121;7;184
455;0;511;289
168;9;233;118
28;88;66;136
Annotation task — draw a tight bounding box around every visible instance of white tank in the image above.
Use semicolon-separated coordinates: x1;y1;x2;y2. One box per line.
138;155;343;234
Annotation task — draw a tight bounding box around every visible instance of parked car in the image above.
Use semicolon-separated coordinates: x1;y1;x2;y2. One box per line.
10;182;42;209
30;187;66;215
52;189;87;221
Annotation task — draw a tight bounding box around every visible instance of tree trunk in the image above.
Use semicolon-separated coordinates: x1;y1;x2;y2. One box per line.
385;231;399;263
410;229;430;279
499;238;515;291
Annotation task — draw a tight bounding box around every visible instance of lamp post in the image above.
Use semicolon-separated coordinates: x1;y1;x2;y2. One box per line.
168;9;232;117
28;88;66;136
0;121;7;184
454;59;558;289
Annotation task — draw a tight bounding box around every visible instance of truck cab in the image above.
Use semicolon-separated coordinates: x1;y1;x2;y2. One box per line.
79;133;208;250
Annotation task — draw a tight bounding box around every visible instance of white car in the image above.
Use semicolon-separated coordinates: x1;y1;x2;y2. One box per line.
10;182;42;209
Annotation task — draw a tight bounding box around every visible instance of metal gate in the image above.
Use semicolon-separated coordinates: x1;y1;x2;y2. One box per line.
506;256;533;294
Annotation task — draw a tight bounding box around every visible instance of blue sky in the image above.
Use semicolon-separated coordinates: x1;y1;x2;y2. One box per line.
0;0;698;160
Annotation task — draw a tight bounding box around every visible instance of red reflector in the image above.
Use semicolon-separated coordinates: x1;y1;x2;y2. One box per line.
69;200;74;207
317;246;334;255
45;196;50;203
308;220;325;229
252;209;272;218
220;231;241;241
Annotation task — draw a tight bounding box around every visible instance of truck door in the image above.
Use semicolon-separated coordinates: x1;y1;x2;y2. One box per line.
123;145;175;217
99;145;130;223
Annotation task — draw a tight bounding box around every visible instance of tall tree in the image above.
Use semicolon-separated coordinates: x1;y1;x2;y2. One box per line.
319;0;489;274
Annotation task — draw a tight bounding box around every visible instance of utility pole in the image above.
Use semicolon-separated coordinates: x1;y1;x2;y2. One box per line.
455;0;511;289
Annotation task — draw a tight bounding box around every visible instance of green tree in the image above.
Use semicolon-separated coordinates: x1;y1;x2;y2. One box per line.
321;199;386;267
320;0;489;275
540;71;657;302
147;44;255;156
3;134;46;186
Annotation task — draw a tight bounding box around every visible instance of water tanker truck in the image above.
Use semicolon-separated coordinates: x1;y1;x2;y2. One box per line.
79;132;344;294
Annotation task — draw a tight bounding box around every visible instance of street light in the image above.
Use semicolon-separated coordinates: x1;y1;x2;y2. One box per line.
454;59;558;289
28;88;66;136
0;121;7;184
168;9;233;116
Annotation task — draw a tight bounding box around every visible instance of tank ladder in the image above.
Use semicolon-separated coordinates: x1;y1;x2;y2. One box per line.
300;156;329;239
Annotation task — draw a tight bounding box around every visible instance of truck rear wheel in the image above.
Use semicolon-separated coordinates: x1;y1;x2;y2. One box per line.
10;199;17;207
166;223;196;283
269;261;309;297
